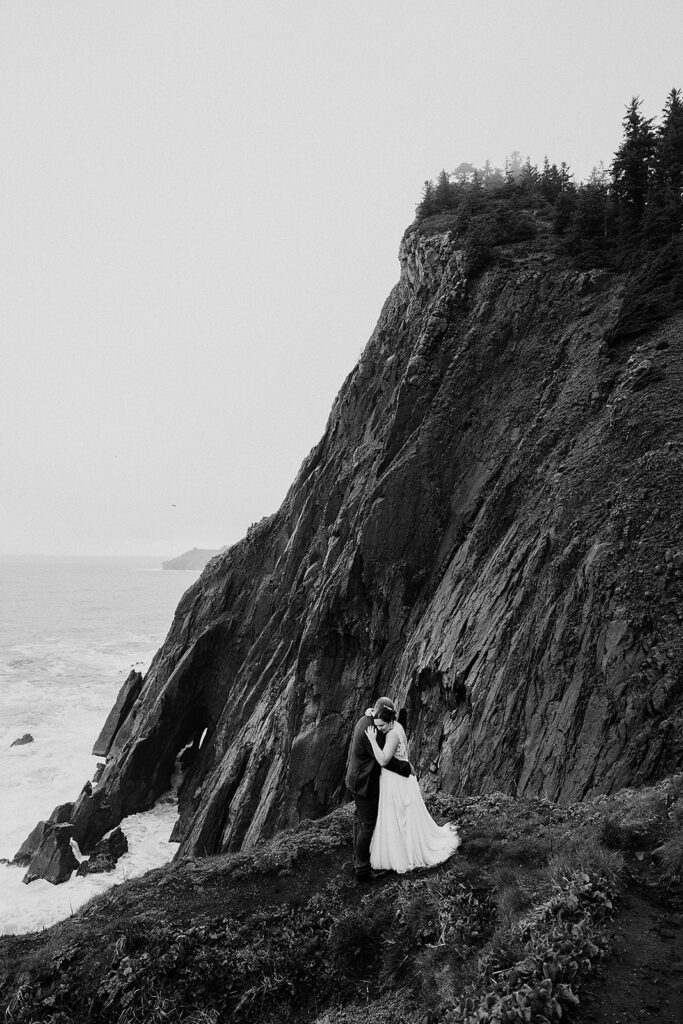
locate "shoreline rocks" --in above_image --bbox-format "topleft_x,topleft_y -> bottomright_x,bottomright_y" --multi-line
10,733 -> 34,747
14,816 -> 129,884
22,823 -> 79,885
13,821 -> 51,866
75,825 -> 128,877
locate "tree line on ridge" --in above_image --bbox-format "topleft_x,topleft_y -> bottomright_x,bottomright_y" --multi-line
415,90 -> 683,281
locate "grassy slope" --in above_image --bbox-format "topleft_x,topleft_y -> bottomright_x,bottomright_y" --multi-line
2,778 -> 681,1024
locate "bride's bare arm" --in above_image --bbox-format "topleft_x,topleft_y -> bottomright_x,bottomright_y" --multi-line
365,726 -> 399,766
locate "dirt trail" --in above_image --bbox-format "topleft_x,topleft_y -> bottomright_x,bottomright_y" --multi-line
578,885 -> 683,1024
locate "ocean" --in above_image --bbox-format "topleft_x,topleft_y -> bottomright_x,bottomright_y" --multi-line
0,556 -> 198,935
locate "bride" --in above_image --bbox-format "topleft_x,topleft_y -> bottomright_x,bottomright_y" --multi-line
366,705 -> 461,874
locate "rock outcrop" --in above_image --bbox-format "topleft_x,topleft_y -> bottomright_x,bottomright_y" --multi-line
94,825 -> 128,861
49,802 -> 74,824
10,733 -> 34,747
92,670 -> 143,758
76,826 -> 128,876
22,823 -> 79,885
27,220 -> 683,859
13,821 -> 51,866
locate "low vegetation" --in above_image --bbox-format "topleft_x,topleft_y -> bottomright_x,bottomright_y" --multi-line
1,776 -> 681,1024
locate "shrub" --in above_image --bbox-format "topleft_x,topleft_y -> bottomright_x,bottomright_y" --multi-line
654,834 -> 683,877
328,904 -> 395,982
463,219 -> 497,277
599,793 -> 667,850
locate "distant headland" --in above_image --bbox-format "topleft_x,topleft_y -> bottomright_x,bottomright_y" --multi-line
161,547 -> 226,571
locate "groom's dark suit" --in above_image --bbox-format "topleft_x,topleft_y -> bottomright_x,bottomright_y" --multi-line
345,713 -> 412,879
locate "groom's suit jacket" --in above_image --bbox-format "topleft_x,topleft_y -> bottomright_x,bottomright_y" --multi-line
345,714 -> 412,799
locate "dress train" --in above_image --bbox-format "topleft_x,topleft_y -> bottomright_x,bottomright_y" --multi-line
370,763 -> 461,874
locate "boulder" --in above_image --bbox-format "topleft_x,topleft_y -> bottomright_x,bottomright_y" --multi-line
13,820 -> 50,865
92,826 -> 128,861
10,733 -> 34,747
76,852 -> 116,876
74,825 -> 127,876
91,669 -> 143,758
70,786 -> 118,853
93,762 -> 106,784
49,802 -> 74,824
22,823 -> 79,885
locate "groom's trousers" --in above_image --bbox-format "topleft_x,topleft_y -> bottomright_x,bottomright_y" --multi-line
352,791 -> 379,878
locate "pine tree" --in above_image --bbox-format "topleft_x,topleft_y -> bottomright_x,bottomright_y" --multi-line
507,151 -> 523,177
612,97 -> 657,243
648,88 -> 683,240
553,188 -> 576,235
540,158 -> 565,203
559,163 -> 573,189
520,157 -> 538,183
416,179 -> 437,220
470,168 -> 484,197
566,180 -> 613,266
433,169 -> 455,210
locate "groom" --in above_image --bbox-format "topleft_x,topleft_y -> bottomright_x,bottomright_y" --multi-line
345,697 -> 412,881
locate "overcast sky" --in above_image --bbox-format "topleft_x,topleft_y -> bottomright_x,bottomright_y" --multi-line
1,1 -> 681,557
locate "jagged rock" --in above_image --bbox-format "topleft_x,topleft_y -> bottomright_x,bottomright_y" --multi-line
76,852 -> 116,876
75,826 -> 127,876
13,821 -> 50,865
30,224 -> 683,858
10,733 -> 34,747
70,786 -> 119,854
49,802 -> 74,824
22,823 -> 79,885
93,763 -> 106,784
92,826 -> 128,861
91,669 -> 143,758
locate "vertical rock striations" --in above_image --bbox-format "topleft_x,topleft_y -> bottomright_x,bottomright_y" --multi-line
87,223 -> 683,855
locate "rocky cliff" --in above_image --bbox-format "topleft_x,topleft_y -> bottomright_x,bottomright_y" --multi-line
83,219 -> 683,856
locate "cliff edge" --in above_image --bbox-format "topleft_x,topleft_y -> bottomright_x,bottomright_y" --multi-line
78,220 -> 683,856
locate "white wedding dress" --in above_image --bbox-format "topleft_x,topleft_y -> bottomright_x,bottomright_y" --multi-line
370,722 -> 461,874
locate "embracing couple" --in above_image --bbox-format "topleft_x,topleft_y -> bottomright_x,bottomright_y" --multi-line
345,696 -> 461,882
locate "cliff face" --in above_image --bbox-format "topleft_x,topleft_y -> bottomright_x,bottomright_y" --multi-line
94,223 -> 683,856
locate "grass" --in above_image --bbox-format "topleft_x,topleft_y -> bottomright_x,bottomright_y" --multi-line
1,778 -> 682,1024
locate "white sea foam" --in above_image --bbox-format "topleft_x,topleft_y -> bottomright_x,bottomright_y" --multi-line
0,796 -> 179,935
0,557 -> 197,936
